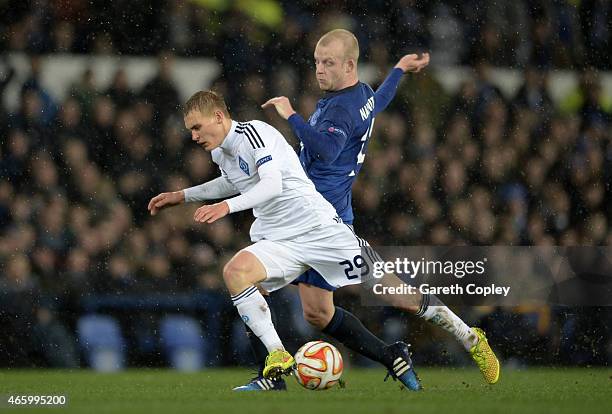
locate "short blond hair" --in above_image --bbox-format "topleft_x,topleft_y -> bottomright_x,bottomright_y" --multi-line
183,90 -> 230,117
317,29 -> 359,62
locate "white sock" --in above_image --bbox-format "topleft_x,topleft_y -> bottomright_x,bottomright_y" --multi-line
231,286 -> 284,352
418,294 -> 478,351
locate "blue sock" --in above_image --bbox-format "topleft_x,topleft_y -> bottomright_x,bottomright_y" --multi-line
322,306 -> 391,367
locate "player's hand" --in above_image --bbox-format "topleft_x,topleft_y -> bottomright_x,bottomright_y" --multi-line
193,201 -> 230,224
261,96 -> 296,120
148,191 -> 185,216
394,52 -> 430,74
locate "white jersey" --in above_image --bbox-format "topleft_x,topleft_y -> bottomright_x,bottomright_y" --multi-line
211,120 -> 338,241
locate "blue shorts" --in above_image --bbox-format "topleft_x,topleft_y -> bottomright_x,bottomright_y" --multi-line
291,268 -> 337,291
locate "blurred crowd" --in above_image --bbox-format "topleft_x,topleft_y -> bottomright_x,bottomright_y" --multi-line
0,0 -> 611,369
1,0 -> 611,69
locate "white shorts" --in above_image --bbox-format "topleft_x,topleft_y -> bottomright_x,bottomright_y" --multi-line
243,222 -> 375,292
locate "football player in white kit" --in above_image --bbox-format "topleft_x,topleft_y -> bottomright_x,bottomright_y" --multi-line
147,90 -> 420,388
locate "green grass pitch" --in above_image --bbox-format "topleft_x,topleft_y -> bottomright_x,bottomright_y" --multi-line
1,368 -> 610,414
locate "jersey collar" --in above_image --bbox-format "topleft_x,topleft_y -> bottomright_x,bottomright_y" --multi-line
324,81 -> 360,98
219,120 -> 240,154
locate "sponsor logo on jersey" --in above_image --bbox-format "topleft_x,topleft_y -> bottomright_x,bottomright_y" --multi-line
256,155 -> 273,167
328,126 -> 348,139
238,156 -> 250,175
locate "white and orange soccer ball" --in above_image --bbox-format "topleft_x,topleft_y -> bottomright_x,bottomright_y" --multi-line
293,341 -> 343,390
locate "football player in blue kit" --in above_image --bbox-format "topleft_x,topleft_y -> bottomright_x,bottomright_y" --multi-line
234,29 -> 499,391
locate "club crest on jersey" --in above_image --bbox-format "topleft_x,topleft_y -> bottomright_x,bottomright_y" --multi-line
309,108 -> 321,126
238,156 -> 250,175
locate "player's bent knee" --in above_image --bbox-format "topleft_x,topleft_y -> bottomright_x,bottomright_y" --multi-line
222,261 -> 252,288
222,252 -> 266,291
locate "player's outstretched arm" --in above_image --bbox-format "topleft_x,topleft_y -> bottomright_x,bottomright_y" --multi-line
183,176 -> 239,202
193,156 -> 282,225
373,52 -> 431,117
148,191 -> 185,216
263,97 -> 349,164
149,175 -> 239,217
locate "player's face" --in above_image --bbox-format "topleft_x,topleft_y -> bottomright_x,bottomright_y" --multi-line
314,40 -> 349,91
184,110 -> 225,151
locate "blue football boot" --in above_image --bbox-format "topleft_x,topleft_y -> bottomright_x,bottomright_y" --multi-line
232,376 -> 287,392
383,341 -> 422,391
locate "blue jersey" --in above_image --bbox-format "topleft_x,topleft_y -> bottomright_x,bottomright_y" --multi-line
287,68 -> 404,224
299,82 -> 376,223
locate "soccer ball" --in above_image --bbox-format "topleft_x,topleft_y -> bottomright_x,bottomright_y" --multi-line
293,341 -> 343,390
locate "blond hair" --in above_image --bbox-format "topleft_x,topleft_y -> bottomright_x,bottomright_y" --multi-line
317,29 -> 359,62
183,90 -> 230,117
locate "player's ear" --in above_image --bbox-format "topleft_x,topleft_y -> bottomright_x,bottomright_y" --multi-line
345,58 -> 355,73
215,110 -> 224,123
